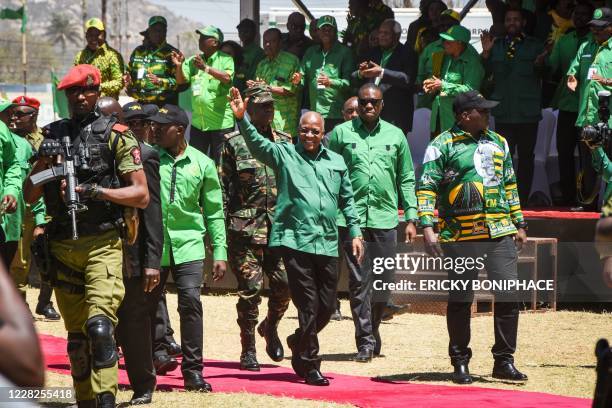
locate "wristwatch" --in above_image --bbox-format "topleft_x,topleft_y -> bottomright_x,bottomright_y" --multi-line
406,219 -> 419,226
515,221 -> 528,231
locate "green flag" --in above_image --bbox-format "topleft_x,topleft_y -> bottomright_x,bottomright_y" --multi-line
0,6 -> 27,33
51,71 -> 69,119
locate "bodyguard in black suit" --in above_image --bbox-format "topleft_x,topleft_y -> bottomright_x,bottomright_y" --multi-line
353,19 -> 417,135
102,101 -> 164,405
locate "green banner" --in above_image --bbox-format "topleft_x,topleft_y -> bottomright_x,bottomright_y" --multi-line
51,71 -> 69,119
0,7 -> 27,33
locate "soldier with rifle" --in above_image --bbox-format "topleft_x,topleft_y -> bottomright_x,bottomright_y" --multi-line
23,64 -> 149,408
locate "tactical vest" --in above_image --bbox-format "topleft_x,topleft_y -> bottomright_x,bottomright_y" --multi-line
43,114 -> 123,238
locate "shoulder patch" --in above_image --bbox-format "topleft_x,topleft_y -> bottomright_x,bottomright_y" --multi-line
225,130 -> 241,141
112,123 -> 129,133
130,147 -> 142,165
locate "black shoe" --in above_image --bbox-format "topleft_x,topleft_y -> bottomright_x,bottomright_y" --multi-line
76,400 -> 96,408
287,334 -> 305,378
257,319 -> 284,362
153,355 -> 178,375
240,351 -> 261,371
492,361 -> 528,382
183,372 -> 212,392
304,368 -> 330,386
35,302 -> 61,320
129,391 -> 153,405
354,348 -> 373,363
96,392 -> 115,408
382,303 -> 410,321
452,363 -> 473,384
330,308 -> 343,321
167,342 -> 182,358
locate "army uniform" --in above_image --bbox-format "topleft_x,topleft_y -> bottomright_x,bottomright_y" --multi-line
38,111 -> 142,404
220,102 -> 291,362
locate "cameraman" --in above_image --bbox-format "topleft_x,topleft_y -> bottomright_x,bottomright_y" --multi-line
568,8 -> 612,285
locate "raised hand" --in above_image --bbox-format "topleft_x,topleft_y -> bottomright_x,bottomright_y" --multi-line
228,87 -> 247,120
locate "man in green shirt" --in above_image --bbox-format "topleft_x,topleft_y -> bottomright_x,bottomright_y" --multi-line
417,91 -> 528,385
149,104 -> 227,392
126,16 -> 181,106
174,25 -> 234,166
423,25 -> 484,136
250,28 -> 301,137
0,101 -> 22,264
300,16 -> 355,132
568,7 -> 612,209
480,9 -> 545,205
546,2 -> 594,206
5,96 -> 59,321
74,18 -> 125,100
220,85 -> 291,372
229,87 -> 364,386
327,83 -> 417,362
237,18 -> 266,93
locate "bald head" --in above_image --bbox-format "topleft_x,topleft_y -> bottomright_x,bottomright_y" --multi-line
96,97 -> 124,124
298,111 -> 325,153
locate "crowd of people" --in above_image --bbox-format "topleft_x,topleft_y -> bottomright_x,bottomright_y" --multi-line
1,0 -> 612,406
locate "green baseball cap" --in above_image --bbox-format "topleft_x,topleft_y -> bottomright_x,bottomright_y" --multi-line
317,15 -> 337,29
439,25 -> 471,44
148,16 -> 167,27
196,25 -> 224,42
0,100 -> 13,113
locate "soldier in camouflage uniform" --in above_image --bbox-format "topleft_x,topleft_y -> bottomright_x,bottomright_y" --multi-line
220,85 -> 290,371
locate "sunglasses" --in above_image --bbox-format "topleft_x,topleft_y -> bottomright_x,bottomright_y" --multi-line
128,119 -> 147,127
298,127 -> 322,136
65,86 -> 99,96
358,98 -> 382,107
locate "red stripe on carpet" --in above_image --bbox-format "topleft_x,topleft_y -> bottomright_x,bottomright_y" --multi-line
40,334 -> 591,407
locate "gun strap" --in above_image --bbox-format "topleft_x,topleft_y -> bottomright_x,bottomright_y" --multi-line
48,255 -> 86,295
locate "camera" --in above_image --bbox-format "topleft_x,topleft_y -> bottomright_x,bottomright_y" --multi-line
582,90 -> 612,146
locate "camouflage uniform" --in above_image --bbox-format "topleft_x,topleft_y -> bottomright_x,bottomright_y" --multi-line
220,124 -> 291,355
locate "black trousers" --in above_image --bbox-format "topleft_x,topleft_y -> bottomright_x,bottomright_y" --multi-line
153,292 -> 177,357
280,246 -> 338,371
496,122 -> 539,205
150,258 -> 204,375
556,110 -> 580,205
443,236 -> 520,365
0,241 -> 18,270
188,126 -> 233,166
339,227 -> 396,354
116,277 -> 156,394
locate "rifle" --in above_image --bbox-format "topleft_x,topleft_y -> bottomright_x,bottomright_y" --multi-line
30,136 -> 88,240
459,0 -> 480,20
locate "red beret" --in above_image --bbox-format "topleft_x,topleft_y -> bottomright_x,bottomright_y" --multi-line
12,95 -> 40,110
57,64 -> 101,90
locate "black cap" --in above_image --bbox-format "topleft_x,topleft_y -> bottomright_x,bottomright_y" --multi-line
589,7 -> 612,27
148,104 -> 190,127
123,102 -> 159,120
452,90 -> 499,114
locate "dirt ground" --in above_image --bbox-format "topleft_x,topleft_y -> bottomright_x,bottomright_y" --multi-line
32,290 -> 610,406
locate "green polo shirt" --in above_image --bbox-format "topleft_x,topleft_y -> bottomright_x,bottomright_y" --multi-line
182,50 -> 235,131
236,43 -> 265,92
255,50 -> 301,137
431,46 -> 484,132
237,117 -> 362,257
548,31 -> 593,112
157,145 -> 227,266
0,122 -> 21,202
301,41 -> 355,120
568,38 -> 612,127
327,117 -> 418,229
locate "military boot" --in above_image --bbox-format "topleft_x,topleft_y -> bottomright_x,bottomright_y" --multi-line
238,316 -> 260,371
257,317 -> 284,362
96,392 -> 115,408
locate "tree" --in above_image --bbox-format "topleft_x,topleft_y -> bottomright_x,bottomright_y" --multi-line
45,13 -> 81,54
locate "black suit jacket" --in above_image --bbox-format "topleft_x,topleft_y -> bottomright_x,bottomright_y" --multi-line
123,142 -> 163,278
355,44 -> 418,134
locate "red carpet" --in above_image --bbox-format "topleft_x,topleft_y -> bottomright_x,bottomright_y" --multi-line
40,334 -> 591,407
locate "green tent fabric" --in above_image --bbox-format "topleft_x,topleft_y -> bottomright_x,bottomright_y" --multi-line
51,71 -> 69,119
0,7 -> 27,33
